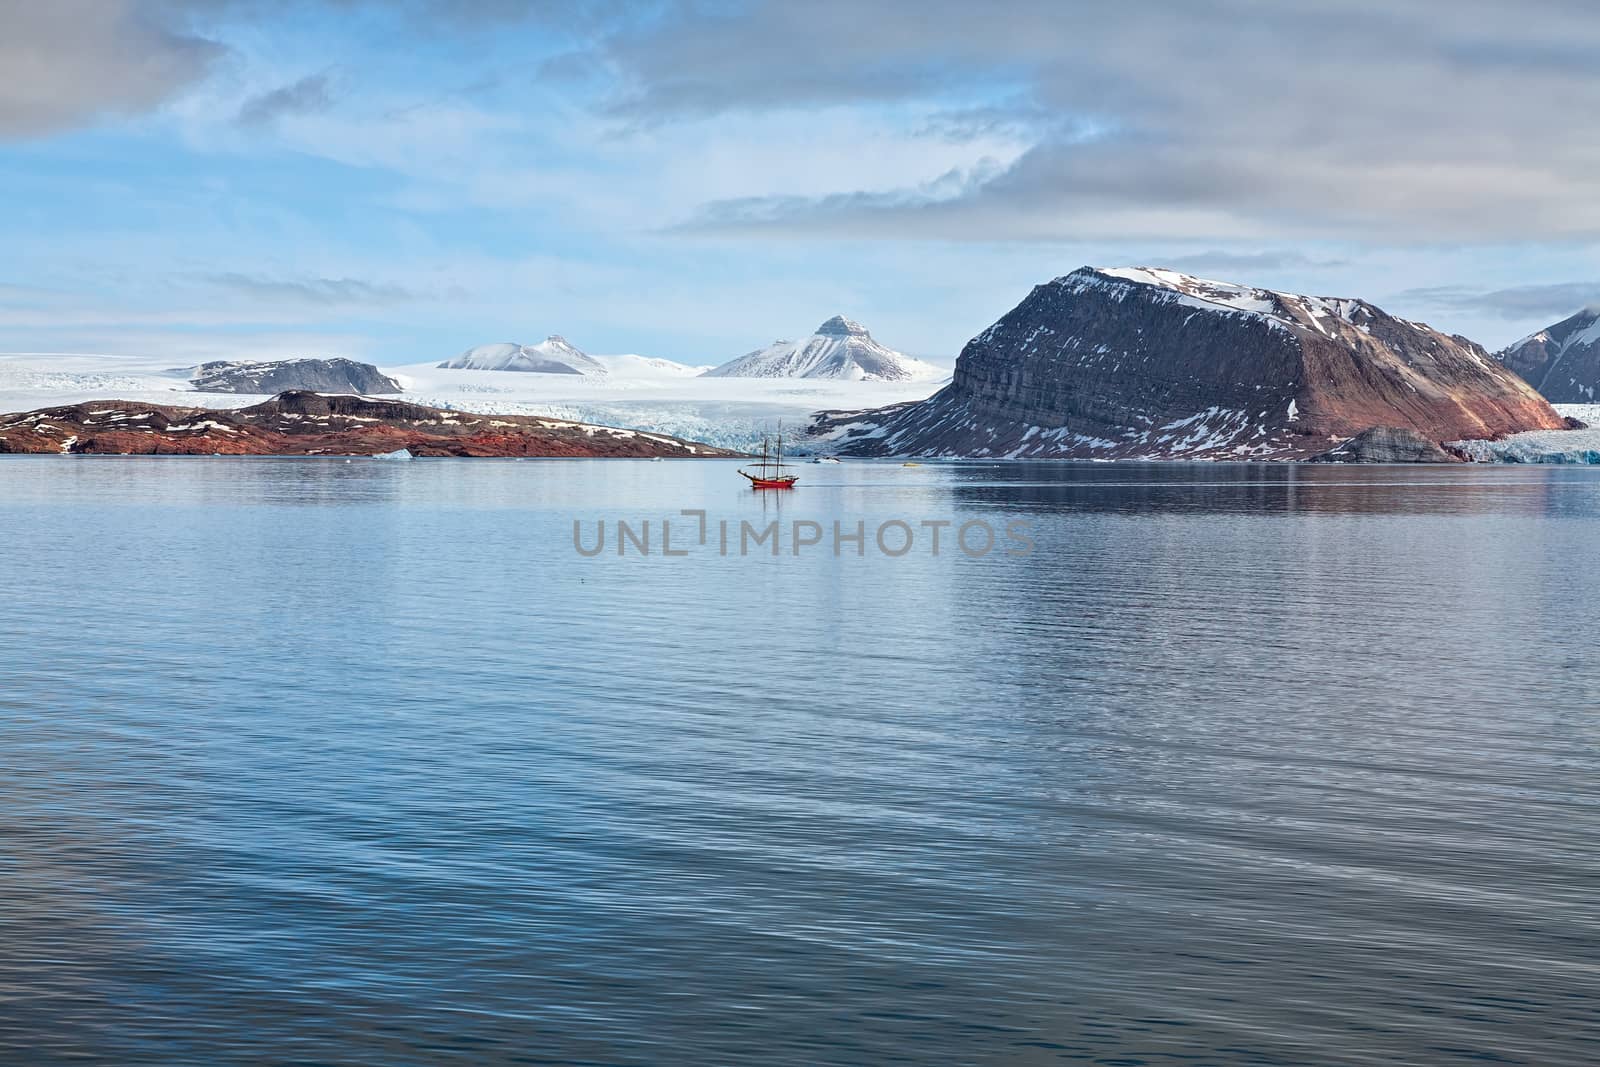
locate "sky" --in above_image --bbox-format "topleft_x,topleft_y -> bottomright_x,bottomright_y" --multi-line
4,0 -> 1600,366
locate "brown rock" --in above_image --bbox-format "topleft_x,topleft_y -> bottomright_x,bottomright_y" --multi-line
0,393 -> 737,458
1307,427 -> 1462,463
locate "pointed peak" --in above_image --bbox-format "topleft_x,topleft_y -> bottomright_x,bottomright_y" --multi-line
816,315 -> 868,337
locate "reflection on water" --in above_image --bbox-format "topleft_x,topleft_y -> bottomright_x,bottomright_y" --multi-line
1,457 -> 1597,1065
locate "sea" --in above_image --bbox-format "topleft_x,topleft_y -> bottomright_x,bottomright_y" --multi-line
1,456 -> 1596,1065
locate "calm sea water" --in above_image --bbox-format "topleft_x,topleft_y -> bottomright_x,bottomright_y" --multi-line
1,457 -> 1597,1066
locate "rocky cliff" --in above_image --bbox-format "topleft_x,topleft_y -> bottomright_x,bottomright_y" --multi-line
1308,427 -> 1461,463
1495,309 -> 1600,402
192,358 -> 402,394
812,267 -> 1566,460
0,391 -> 735,457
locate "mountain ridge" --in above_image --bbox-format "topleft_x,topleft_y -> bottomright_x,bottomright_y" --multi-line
1495,308 -> 1600,402
810,266 -> 1565,459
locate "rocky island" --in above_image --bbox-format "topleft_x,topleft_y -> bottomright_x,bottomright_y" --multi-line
0,391 -> 737,458
810,267 -> 1566,460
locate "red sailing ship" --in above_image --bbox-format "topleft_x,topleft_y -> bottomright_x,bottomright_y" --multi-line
738,430 -> 798,489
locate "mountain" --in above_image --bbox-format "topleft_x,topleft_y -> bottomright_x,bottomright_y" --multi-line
0,391 -> 736,457
703,316 -> 941,382
438,337 -> 606,375
1495,309 -> 1600,402
810,267 -> 1566,460
192,358 -> 401,395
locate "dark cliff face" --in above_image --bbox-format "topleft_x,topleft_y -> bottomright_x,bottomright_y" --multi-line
0,392 -> 736,457
192,358 -> 402,395
1496,310 -> 1600,403
813,267 -> 1566,459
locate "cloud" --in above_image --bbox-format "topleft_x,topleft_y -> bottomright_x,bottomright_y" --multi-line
677,159 -> 1010,237
1398,282 -> 1600,321
586,0 -> 1600,243
1160,251 -> 1348,274
0,0 -> 222,138
236,74 -> 335,128
203,273 -> 422,307
913,103 -> 1054,144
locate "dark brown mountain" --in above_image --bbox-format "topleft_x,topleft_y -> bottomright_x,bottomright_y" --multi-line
0,391 -> 736,458
811,267 -> 1566,460
192,358 -> 402,394
1495,309 -> 1600,403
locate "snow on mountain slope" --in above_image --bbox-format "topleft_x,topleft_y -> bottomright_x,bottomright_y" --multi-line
1086,267 -> 1400,338
589,353 -> 712,378
1496,309 -> 1600,402
438,337 -> 607,375
703,316 -> 943,382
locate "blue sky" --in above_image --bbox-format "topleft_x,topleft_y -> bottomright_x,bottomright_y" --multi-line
4,0 -> 1600,365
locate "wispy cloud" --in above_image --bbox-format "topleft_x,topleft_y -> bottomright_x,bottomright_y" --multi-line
203,273 -> 424,307
236,74 -> 336,128
1160,251 -> 1348,275
1398,282 -> 1600,321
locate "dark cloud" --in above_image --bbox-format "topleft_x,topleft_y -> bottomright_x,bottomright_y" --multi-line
236,73 -> 335,127
204,273 -> 419,306
594,0 -> 1600,242
1399,282 -> 1600,321
0,0 -> 222,138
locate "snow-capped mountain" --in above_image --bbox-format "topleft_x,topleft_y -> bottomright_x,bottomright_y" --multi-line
438,337 -> 606,375
1496,308 -> 1600,402
703,316 -> 941,382
810,266 -> 1564,460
